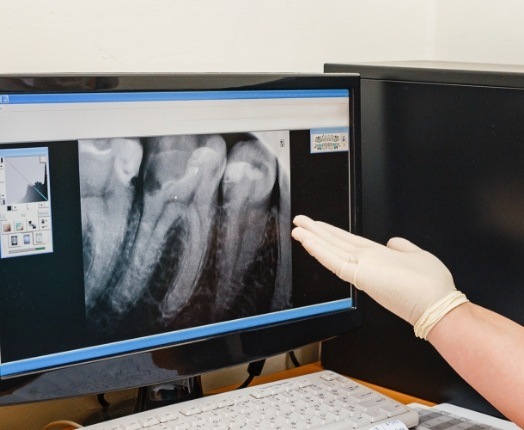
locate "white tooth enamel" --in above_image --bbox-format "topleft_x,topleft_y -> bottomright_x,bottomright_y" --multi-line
184,165 -> 200,178
78,138 -> 113,155
114,140 -> 144,185
223,161 -> 250,183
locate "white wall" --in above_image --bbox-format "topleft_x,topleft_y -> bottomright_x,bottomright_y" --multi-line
4,1 -> 524,73
1,0 -> 431,74
433,0 -> 524,65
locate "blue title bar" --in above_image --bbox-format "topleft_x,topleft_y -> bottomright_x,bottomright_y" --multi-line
0,89 -> 349,105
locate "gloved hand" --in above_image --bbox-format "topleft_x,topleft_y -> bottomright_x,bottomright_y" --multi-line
291,215 -> 468,338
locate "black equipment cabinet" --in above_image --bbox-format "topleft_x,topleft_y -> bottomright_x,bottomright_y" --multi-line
322,61 -> 524,419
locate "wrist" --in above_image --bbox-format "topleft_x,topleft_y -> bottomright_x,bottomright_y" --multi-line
413,291 -> 469,340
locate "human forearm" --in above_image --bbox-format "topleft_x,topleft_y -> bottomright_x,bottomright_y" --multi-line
291,215 -> 524,424
428,302 -> 524,427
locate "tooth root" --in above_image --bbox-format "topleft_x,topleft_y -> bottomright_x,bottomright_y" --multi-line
79,138 -> 143,309
271,165 -> 292,311
213,139 -> 280,318
109,135 -> 226,317
160,140 -> 227,318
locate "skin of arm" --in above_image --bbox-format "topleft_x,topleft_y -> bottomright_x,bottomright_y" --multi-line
427,302 -> 524,427
291,215 -> 524,426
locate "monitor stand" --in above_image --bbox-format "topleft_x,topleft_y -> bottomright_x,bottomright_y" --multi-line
82,376 -> 203,425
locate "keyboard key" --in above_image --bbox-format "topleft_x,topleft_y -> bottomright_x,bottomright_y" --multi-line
121,420 -> 141,430
157,410 -> 179,423
320,371 -> 338,381
364,408 -> 389,422
139,416 -> 160,427
251,387 -> 273,398
179,404 -> 201,416
358,396 -> 390,411
200,401 -> 218,411
171,424 -> 191,430
318,411 -> 339,425
217,398 -> 235,408
301,414 -> 325,427
351,389 -> 378,402
345,412 -> 374,428
380,402 -> 410,417
148,425 -> 171,430
297,378 -> 313,388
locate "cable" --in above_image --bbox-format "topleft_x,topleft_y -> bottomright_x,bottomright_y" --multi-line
41,420 -> 83,430
96,393 -> 110,408
237,359 -> 266,389
288,350 -> 301,368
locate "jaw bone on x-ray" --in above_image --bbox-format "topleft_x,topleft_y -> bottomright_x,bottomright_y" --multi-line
79,132 -> 291,339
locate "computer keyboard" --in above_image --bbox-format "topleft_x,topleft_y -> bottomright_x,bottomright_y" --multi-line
83,370 -> 419,429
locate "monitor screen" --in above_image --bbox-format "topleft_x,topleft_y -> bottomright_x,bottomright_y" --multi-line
0,74 -> 361,405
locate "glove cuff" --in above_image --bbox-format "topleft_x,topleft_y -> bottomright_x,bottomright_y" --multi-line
414,291 -> 469,340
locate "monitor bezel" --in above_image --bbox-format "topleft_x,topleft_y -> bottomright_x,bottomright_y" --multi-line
0,73 -> 361,405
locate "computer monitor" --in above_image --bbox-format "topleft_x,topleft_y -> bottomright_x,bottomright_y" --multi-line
323,61 -> 524,418
0,74 -> 361,412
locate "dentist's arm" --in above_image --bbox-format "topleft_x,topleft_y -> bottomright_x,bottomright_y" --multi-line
292,215 -> 524,426
428,302 -> 524,427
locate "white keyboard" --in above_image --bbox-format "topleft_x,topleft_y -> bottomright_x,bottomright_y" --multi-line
83,370 -> 419,429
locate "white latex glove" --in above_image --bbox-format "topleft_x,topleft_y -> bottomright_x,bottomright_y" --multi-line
292,215 -> 468,338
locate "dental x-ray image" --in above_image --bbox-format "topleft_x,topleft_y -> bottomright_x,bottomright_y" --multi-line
79,132 -> 291,341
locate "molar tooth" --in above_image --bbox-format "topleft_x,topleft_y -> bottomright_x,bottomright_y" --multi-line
160,138 -> 227,318
109,134 -> 226,319
79,138 -> 143,309
213,138 -> 279,319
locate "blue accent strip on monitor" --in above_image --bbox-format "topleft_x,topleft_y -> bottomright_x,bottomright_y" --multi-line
0,147 -> 49,158
0,299 -> 352,377
0,90 -> 349,105
310,127 -> 350,134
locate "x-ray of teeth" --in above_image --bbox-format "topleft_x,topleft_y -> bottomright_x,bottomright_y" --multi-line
79,138 -> 143,307
212,139 -> 278,319
80,132 -> 291,340
110,134 -> 227,317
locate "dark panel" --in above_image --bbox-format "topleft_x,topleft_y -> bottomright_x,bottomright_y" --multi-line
323,63 -> 524,419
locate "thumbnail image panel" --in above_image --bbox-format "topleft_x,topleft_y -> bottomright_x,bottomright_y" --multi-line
80,132 -> 291,341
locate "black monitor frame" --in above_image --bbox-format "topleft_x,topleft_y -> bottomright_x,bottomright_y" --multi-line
0,73 -> 361,406
323,61 -> 524,418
